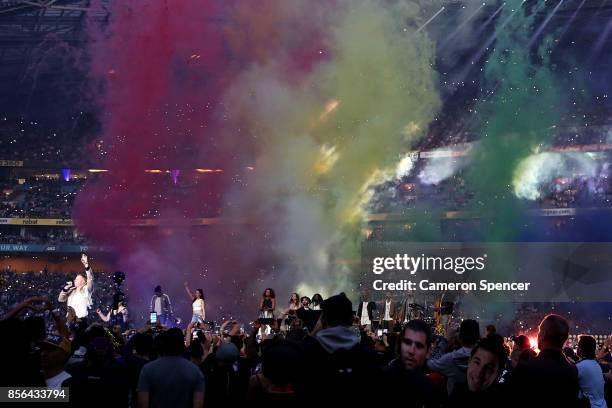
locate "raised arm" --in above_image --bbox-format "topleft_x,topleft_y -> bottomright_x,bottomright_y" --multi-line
2,296 -> 46,320
184,282 -> 194,299
96,308 -> 110,322
45,300 -> 70,338
81,254 -> 93,292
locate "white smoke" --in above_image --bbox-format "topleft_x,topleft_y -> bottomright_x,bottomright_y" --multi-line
513,151 -> 599,200
418,156 -> 466,185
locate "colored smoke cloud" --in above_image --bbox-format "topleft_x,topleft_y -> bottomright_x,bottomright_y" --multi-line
74,0 -> 441,320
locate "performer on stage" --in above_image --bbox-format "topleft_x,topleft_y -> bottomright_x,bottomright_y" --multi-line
58,254 -> 93,321
357,290 -> 376,331
310,293 -> 324,311
150,285 -> 174,327
399,291 -> 416,323
379,291 -> 399,331
259,288 -> 276,321
184,282 -> 206,325
282,293 -> 300,330
285,292 -> 300,314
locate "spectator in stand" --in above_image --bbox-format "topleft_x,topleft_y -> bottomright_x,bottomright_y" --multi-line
428,318 -> 480,395
509,314 -> 579,407
120,333 -> 153,408
66,334 -> 130,406
512,334 -> 531,352
40,334 -> 73,389
576,335 -> 608,408
137,328 -> 204,408
447,334 -> 508,407
380,319 -> 434,406
247,339 -> 303,402
201,341 -> 243,404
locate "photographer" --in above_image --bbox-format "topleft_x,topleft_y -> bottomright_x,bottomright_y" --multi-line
96,299 -> 129,332
58,254 -> 94,321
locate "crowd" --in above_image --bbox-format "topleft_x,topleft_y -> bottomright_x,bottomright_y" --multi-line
0,228 -> 87,245
1,267 -> 610,407
368,163 -> 612,215
0,117 -> 94,166
0,175 -> 222,222
534,172 -> 612,209
0,177 -> 81,219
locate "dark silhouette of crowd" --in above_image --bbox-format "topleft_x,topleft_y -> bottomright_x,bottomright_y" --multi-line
1,282 -> 610,407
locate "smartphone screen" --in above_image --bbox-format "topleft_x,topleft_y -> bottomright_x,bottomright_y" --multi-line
377,329 -> 383,337
150,312 -> 157,324
383,329 -> 388,334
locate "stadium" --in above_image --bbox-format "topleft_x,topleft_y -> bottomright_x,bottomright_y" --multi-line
0,0 -> 610,406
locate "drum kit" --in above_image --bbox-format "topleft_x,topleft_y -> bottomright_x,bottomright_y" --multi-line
405,296 -> 454,335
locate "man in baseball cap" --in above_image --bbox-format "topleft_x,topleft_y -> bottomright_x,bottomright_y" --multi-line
39,334 -> 72,389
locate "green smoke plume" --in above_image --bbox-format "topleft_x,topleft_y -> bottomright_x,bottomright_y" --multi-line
468,0 -> 564,241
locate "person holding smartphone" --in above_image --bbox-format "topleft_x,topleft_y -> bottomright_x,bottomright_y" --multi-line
150,285 -> 174,327
97,300 -> 129,332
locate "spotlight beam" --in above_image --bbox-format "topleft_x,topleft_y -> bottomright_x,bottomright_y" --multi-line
416,6 -> 446,33
527,0 -> 564,49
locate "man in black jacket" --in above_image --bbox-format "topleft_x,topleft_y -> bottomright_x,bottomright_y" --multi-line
356,290 -> 377,331
509,314 -> 579,407
299,293 -> 379,405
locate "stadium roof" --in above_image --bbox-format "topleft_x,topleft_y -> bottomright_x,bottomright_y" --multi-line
0,0 -> 107,115
0,0 -> 611,117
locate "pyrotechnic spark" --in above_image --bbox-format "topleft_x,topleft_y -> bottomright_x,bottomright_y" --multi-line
195,168 -> 223,173
313,144 -> 340,175
343,168 -> 394,224
529,336 -> 539,352
318,99 -> 340,122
